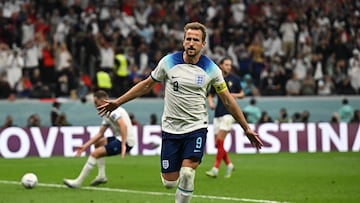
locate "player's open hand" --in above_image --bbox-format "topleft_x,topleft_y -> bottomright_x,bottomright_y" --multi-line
97,99 -> 118,117
75,146 -> 86,157
244,129 -> 263,150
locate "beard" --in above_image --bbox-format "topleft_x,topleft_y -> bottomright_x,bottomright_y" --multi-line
185,47 -> 197,57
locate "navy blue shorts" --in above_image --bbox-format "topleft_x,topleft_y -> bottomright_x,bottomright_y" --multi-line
105,137 -> 133,156
160,128 -> 207,173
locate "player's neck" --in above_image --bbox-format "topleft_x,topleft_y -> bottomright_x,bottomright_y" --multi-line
183,52 -> 200,64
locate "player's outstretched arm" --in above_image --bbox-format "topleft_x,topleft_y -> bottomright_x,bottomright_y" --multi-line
217,90 -> 263,149
75,126 -> 107,156
97,76 -> 157,117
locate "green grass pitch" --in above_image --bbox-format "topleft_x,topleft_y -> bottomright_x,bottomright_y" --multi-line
0,152 -> 359,203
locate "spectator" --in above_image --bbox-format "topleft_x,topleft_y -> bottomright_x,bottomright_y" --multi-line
350,109 -> 360,123
54,17 -> 70,44
54,58 -> 77,98
286,73 -> 301,96
29,68 -> 52,98
338,98 -> 354,123
292,112 -> 302,122
0,42 -> 9,72
21,18 -> 35,46
348,49 -> 360,93
14,74 -> 32,98
149,113 -> 158,125
293,52 -> 310,81
96,36 -> 115,75
258,111 -> 273,124
330,112 -> 340,123
243,98 -> 262,123
297,23 -> 311,58
263,29 -> 283,58
247,36 -> 265,84
134,42 -> 150,76
301,71 -> 316,95
230,0 -> 246,25
40,41 -> 56,88
336,75 -> 356,95
317,74 -> 335,95
134,3 -> 152,26
113,48 -> 131,96
54,41 -> 72,73
129,113 -> 140,126
260,66 -> 286,95
55,113 -> 71,126
315,38 -> 332,74
77,72 -> 92,100
22,40 -> 40,82
0,71 -> 12,99
276,108 -> 291,123
301,111 -> 310,123
6,48 -> 24,92
50,101 -> 62,126
27,114 -> 41,127
1,115 -> 15,128
241,74 -> 260,96
94,69 -> 112,97
279,15 -> 298,60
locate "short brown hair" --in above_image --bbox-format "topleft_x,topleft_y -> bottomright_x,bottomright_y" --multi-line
184,22 -> 207,42
93,90 -> 108,99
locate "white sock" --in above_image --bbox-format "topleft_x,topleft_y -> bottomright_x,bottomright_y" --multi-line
175,167 -> 195,203
97,157 -> 106,178
75,156 -> 96,184
175,188 -> 192,203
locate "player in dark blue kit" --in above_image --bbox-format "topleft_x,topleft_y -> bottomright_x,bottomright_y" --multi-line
206,57 -> 244,178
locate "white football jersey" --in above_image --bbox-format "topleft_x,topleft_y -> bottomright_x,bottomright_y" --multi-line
151,52 -> 226,134
101,106 -> 135,147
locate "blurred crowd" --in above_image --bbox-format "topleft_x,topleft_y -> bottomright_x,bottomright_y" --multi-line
1,97 -> 358,129
242,97 -> 360,125
0,0 -> 360,101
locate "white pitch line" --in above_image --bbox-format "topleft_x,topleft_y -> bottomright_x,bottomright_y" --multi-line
0,180 -> 292,203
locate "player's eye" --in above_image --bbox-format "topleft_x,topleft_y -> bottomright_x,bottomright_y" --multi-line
186,37 -> 200,42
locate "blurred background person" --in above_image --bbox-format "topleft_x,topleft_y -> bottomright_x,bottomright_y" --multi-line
50,101 -> 61,126
243,98 -> 262,124
258,111 -> 273,124
350,109 -> 360,123
206,57 -> 244,179
338,98 -> 354,123
1,115 -> 15,128
276,108 -> 291,123
27,114 -> 41,127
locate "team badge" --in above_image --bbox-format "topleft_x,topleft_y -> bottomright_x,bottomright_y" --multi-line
195,75 -> 205,86
162,160 -> 169,169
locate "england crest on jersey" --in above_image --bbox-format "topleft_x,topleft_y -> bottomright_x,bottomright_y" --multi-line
162,160 -> 169,169
195,75 -> 205,86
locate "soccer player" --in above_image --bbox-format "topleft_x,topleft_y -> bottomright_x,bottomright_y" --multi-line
97,22 -> 263,203
63,90 -> 135,188
206,57 -> 244,178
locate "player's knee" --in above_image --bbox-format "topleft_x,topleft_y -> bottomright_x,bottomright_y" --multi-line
161,174 -> 178,189
179,167 -> 195,191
